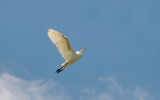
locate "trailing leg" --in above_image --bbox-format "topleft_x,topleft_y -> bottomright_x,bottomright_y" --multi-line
56,67 -> 64,74
56,63 -> 68,74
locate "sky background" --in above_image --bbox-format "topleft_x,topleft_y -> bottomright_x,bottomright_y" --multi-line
0,0 -> 160,100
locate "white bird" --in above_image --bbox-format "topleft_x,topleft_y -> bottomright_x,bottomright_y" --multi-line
48,29 -> 87,74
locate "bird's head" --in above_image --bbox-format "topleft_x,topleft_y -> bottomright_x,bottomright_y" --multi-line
80,47 -> 87,53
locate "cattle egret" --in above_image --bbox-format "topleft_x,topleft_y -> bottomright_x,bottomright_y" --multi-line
48,29 -> 87,74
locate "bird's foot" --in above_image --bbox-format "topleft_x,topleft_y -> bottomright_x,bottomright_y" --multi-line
56,67 -> 64,74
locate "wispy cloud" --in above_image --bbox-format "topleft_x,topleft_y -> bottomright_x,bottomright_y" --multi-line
0,73 -> 70,100
0,73 -> 153,100
80,76 -> 153,100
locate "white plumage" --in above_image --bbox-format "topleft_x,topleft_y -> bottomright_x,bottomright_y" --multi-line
48,29 -> 86,74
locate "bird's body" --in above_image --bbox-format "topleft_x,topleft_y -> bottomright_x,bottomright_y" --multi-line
62,51 -> 83,67
48,29 -> 86,74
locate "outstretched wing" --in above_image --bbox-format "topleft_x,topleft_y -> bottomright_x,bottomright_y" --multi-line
48,29 -> 75,60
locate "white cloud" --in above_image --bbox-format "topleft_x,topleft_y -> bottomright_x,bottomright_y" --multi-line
0,73 -> 153,100
83,76 -> 153,100
0,73 -> 70,100
81,88 -> 96,95
134,87 -> 152,100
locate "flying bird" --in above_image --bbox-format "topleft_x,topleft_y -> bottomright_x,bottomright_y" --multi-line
48,29 -> 87,74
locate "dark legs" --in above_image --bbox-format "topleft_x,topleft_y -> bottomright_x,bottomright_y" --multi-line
56,63 -> 68,74
56,67 -> 64,74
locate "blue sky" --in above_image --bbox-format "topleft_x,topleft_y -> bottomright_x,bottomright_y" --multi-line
0,0 -> 160,100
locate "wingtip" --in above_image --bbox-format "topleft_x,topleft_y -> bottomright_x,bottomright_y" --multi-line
48,29 -> 58,34
48,29 -> 54,32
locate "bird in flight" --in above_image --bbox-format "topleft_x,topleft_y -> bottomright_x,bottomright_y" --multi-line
48,29 -> 87,74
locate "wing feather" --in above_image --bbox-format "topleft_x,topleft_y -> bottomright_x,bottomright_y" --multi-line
48,29 -> 75,60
